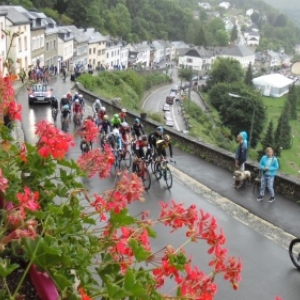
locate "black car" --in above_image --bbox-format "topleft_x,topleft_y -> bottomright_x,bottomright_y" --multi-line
28,84 -> 53,104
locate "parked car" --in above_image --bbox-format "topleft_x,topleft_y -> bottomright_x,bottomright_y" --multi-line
192,76 -> 198,81
165,119 -> 174,127
166,96 -> 174,105
163,104 -> 170,111
202,75 -> 210,80
28,84 -> 53,105
164,111 -> 172,119
181,82 -> 191,90
170,85 -> 179,93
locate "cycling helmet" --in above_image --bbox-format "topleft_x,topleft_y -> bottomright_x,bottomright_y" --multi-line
157,126 -> 164,133
113,114 -> 119,119
79,94 -> 83,98
135,118 -> 140,124
63,105 -> 69,110
95,99 -> 101,105
75,92 -> 78,95
103,115 -> 109,121
164,134 -> 170,142
113,128 -> 119,137
141,134 -> 148,142
100,106 -> 106,112
121,122 -> 129,128
121,108 -> 127,113
75,99 -> 79,103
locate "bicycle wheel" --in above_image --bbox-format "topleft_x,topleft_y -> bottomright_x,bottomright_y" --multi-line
140,165 -> 151,191
154,162 -> 162,180
114,153 -> 121,173
122,150 -> 132,168
164,166 -> 173,189
289,238 -> 300,270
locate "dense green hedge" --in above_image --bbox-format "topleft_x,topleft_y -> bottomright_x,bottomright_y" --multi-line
77,70 -> 171,111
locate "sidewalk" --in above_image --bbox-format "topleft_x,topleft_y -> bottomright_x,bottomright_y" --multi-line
172,146 -> 300,238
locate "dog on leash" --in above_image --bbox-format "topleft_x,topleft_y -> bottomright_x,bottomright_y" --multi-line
233,170 -> 251,188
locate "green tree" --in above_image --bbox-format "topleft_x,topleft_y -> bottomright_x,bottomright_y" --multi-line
179,68 -> 193,81
257,120 -> 275,160
244,63 -> 254,87
251,12 -> 260,24
215,29 -> 229,46
230,24 -> 238,42
273,13 -> 288,27
275,100 -> 292,151
209,58 -> 244,87
287,83 -> 297,120
194,26 -> 207,47
209,82 -> 266,147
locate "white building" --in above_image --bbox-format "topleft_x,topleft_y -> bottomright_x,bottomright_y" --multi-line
0,6 -> 31,75
105,37 -> 122,70
57,27 -> 74,71
253,74 -> 293,97
128,42 -> 151,68
178,47 -> 214,75
170,41 -> 190,61
246,32 -> 260,46
219,2 -> 231,9
151,40 -> 165,64
120,45 -> 129,69
220,45 -> 255,68
198,2 -> 211,10
0,12 -> 7,73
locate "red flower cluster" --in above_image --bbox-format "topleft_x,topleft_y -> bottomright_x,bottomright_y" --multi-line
79,119 -> 99,143
16,187 -> 40,218
154,201 -> 242,298
35,120 -> 74,159
78,287 -> 92,300
77,145 -> 114,178
0,168 -> 9,194
0,74 -> 22,121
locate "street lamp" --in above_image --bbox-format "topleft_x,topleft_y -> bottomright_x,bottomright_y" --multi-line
228,93 -> 256,149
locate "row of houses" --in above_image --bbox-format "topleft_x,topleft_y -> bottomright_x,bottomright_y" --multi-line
0,5 -> 191,76
178,44 -> 256,75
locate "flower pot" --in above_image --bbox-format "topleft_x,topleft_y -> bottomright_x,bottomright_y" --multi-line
29,265 -> 59,300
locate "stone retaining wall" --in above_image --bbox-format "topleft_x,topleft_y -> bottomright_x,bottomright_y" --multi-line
76,82 -> 300,203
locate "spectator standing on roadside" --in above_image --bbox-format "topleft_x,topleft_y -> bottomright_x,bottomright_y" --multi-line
239,131 -> 248,149
235,133 -> 247,171
257,147 -> 279,203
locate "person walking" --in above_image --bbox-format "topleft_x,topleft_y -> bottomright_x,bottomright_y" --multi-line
257,147 -> 279,203
235,133 -> 247,171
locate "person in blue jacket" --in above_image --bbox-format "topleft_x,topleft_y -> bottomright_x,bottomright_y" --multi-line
257,147 -> 279,203
239,131 -> 248,149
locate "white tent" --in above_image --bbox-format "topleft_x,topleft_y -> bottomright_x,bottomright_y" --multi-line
252,74 -> 294,97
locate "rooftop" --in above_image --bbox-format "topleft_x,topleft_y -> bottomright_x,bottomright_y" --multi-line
63,25 -> 89,44
0,6 -> 30,25
221,45 -> 255,57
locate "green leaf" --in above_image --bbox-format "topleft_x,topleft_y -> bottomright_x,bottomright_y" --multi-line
124,269 -> 135,291
109,209 -> 135,227
131,283 -> 148,298
0,258 -> 19,278
107,282 -> 128,299
145,225 -> 157,238
51,271 -> 73,290
128,240 -> 151,262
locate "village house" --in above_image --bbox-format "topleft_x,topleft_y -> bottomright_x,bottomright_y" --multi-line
43,17 -> 58,69
57,26 -> 74,71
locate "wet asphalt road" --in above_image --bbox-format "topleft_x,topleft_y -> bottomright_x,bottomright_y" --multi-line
142,68 -> 207,132
16,77 -> 300,300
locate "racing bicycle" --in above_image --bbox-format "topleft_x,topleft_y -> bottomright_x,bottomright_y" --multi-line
153,156 -> 175,189
289,238 -> 300,270
133,157 -> 151,191
52,108 -> 58,124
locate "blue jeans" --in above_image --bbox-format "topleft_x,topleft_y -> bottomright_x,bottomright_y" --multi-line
260,175 -> 275,197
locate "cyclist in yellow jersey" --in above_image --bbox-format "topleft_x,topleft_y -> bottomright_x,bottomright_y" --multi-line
155,134 -> 173,159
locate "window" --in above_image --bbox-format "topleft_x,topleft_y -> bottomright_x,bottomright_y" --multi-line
37,36 -> 40,49
98,50 -> 101,56
25,56 -> 27,68
187,58 -> 193,63
93,59 -> 95,65
117,50 -> 119,55
53,40 -> 56,49
107,53 -> 109,58
32,37 -> 36,51
89,59 -> 91,64
93,47 -> 96,54
102,49 -> 105,55
18,37 -> 22,51
46,42 -> 49,51
40,36 -> 44,48
89,48 -> 91,55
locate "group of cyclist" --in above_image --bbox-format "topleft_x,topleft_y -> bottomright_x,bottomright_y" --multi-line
51,93 -> 173,169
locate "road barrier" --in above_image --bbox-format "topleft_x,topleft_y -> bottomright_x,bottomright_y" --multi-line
76,82 -> 300,203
